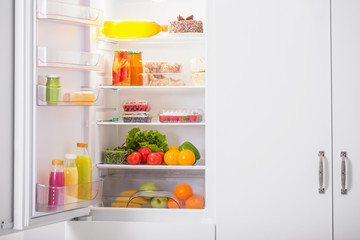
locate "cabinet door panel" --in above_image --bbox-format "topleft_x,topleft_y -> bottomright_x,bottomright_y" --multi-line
215,0 -> 332,239
332,1 -> 360,239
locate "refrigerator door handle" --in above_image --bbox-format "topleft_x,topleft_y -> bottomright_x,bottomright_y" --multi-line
341,152 -> 348,194
318,151 -> 325,193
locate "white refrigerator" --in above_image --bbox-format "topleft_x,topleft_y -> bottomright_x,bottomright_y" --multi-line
13,0 -> 216,239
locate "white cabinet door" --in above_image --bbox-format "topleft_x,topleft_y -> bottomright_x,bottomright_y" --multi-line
332,1 -> 360,239
215,0 -> 332,239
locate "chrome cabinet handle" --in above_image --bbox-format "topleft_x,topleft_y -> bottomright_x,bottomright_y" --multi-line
318,151 -> 325,193
341,152 -> 347,195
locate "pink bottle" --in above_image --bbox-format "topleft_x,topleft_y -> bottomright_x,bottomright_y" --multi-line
48,160 -> 65,206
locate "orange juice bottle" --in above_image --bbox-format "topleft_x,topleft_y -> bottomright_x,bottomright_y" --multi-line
64,154 -> 78,204
102,20 -> 168,39
76,143 -> 92,200
129,51 -> 143,86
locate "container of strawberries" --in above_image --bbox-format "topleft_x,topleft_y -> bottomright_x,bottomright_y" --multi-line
158,109 -> 203,123
123,100 -> 151,112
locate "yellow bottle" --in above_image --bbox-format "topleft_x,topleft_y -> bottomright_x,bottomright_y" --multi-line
76,143 -> 92,200
64,154 -> 78,204
102,20 -> 168,39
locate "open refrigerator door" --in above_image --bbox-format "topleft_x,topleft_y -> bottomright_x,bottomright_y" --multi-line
14,0 -> 215,231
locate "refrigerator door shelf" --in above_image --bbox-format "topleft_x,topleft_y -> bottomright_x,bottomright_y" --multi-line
37,46 -> 104,71
36,179 -> 103,214
37,0 -> 103,26
37,85 -> 103,106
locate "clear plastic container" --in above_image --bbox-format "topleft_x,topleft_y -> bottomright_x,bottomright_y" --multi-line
142,61 -> 182,73
141,73 -> 186,86
159,109 -> 203,123
104,148 -> 134,164
123,100 -> 151,112
122,112 -> 152,123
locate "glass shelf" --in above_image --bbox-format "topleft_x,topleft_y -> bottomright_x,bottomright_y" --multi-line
37,0 -> 103,26
98,85 -> 205,90
37,46 -> 104,71
96,159 -> 206,171
37,85 -> 103,106
36,179 -> 103,212
97,120 -> 205,126
96,35 -> 205,50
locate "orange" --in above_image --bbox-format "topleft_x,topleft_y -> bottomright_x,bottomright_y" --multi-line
168,146 -> 179,151
174,183 -> 193,200
185,195 -> 205,209
177,149 -> 196,165
168,196 -> 184,208
164,150 -> 180,165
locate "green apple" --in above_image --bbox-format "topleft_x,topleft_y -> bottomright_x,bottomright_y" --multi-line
139,182 -> 158,191
151,197 -> 168,208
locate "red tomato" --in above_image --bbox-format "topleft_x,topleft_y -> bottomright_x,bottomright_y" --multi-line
147,153 -> 162,165
138,147 -> 152,164
154,152 -> 165,164
127,152 -> 141,165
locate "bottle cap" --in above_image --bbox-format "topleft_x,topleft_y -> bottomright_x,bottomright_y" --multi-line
128,50 -> 143,54
52,160 -> 63,165
161,25 -> 168,32
77,142 -> 88,148
46,75 -> 60,79
65,154 -> 77,159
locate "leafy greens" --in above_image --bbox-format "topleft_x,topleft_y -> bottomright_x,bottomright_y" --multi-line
125,128 -> 169,153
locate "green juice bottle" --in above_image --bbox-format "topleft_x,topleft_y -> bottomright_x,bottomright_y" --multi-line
46,75 -> 61,105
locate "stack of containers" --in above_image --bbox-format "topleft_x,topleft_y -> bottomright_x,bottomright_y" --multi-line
122,100 -> 152,122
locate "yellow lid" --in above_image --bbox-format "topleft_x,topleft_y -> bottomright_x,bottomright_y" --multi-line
161,25 -> 168,32
52,160 -> 63,165
77,142 -> 88,148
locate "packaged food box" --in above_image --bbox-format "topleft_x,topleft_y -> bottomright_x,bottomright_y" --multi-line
141,73 -> 186,86
122,112 -> 152,123
142,61 -> 182,73
104,148 -> 134,164
158,109 -> 203,123
123,100 -> 151,112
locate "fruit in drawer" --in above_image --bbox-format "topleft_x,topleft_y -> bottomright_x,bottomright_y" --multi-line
115,196 -> 148,205
147,153 -> 162,165
139,182 -> 158,192
168,196 -> 184,208
174,183 -> 193,200
118,190 -> 138,197
111,202 -> 142,208
185,195 -> 204,209
179,141 -> 200,161
164,149 -> 180,165
177,149 -> 196,165
127,152 -> 142,165
150,197 -> 168,208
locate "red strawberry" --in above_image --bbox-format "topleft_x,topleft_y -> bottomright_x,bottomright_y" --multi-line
189,115 -> 197,122
159,115 -> 169,122
169,116 -> 178,122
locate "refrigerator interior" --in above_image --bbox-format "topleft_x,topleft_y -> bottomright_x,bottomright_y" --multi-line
32,0 -> 210,223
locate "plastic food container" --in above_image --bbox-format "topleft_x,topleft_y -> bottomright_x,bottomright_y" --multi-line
142,61 -> 182,73
122,112 -> 152,123
158,109 -> 203,123
141,73 -> 186,86
104,150 -> 127,164
123,100 -> 151,112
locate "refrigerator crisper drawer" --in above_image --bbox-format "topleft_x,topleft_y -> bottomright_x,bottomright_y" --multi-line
36,179 -> 103,213
101,170 -> 205,210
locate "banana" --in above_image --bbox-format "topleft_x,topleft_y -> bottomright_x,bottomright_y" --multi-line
118,190 -> 138,197
115,196 -> 148,205
111,202 -> 142,208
